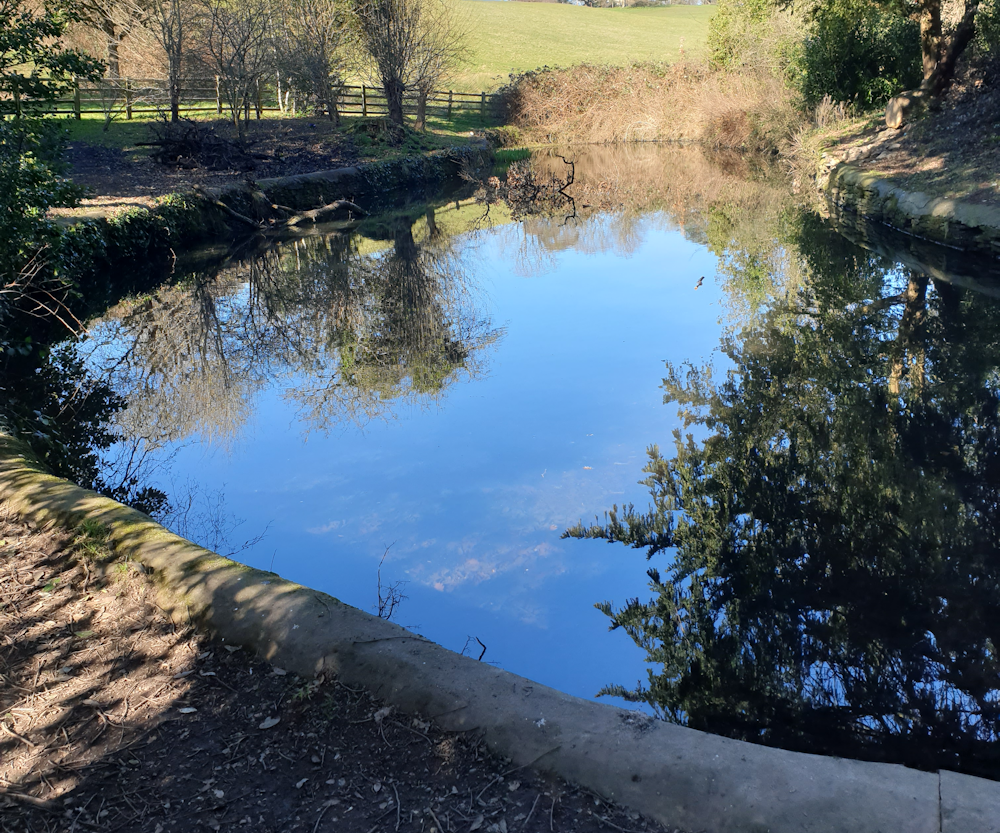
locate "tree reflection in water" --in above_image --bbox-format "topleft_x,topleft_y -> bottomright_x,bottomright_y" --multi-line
567,212 -> 1000,778
86,211 -> 502,448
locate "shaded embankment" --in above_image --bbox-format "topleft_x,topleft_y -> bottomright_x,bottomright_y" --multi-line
1,433 -> 998,833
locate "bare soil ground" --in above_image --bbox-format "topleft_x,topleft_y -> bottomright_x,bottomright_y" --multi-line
807,62 -> 1000,205
58,116 -> 462,218
61,119 -> 360,215
0,506 -> 675,833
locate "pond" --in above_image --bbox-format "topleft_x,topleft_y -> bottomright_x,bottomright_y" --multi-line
77,146 -> 1000,778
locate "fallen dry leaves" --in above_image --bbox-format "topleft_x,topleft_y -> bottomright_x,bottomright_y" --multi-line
0,505 -> 682,833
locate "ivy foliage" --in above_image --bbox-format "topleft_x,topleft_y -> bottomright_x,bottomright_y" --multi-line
0,0 -> 103,110
797,1 -> 922,107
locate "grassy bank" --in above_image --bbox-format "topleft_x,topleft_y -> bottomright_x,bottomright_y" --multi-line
455,1 -> 713,91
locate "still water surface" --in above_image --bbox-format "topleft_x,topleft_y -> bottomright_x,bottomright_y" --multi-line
81,149 -> 1000,775
84,206 -> 723,704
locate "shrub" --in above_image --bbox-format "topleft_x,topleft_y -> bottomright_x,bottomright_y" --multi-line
503,63 -> 801,152
796,2 -> 921,109
976,0 -> 1000,56
708,0 -> 781,70
974,0 -> 1000,81
483,125 -> 522,148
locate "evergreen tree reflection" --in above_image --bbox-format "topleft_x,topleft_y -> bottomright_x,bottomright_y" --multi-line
568,214 -> 1000,778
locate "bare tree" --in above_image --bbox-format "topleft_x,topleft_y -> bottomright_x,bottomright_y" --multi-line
200,0 -> 273,140
146,0 -> 190,121
74,0 -> 147,78
410,0 -> 464,130
275,0 -> 348,123
350,0 -> 464,128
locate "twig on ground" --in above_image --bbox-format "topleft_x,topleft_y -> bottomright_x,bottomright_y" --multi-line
522,794 -> 541,830
427,805 -> 446,833
1,723 -> 36,748
594,815 -> 642,833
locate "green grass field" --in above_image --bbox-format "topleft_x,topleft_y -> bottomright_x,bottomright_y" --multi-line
56,2 -> 714,151
451,1 -> 714,91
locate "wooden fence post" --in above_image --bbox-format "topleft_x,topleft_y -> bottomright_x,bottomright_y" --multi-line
362,85 -> 368,117
215,76 -> 222,114
73,77 -> 82,119
448,90 -> 453,119
480,91 -> 486,124
124,77 -> 133,119
255,78 -> 262,119
12,75 -> 21,118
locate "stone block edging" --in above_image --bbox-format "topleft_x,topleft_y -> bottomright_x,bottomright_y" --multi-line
1,432 -> 997,833
819,164 -> 1000,257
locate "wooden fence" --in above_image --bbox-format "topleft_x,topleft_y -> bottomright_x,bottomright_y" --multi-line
2,76 -> 494,123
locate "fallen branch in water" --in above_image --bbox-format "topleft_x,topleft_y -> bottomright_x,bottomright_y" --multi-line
282,199 -> 367,226
192,185 -> 260,227
193,185 -> 366,230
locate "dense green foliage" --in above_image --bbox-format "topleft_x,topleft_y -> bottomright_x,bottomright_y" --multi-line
798,2 -> 921,107
0,120 -> 81,294
0,0 -> 103,111
975,0 -> 1000,60
567,213 -> 1000,777
707,0 -> 785,70
707,0 -> 952,108
0,118 -> 171,515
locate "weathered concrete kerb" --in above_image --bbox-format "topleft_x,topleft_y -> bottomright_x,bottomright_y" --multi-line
1,434 -> 998,833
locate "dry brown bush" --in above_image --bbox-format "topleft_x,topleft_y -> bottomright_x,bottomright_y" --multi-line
503,62 -> 802,152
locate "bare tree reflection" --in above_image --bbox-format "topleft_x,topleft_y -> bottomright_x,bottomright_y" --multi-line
86,212 -> 503,446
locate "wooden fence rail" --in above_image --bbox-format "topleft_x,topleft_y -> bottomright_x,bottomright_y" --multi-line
1,76 -> 495,123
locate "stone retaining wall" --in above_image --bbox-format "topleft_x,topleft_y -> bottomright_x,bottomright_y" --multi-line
1,432 -> 998,833
817,164 -> 1000,257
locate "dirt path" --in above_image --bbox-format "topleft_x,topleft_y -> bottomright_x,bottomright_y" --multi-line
0,506 -> 675,833
57,116 -> 459,217
58,118 -> 361,216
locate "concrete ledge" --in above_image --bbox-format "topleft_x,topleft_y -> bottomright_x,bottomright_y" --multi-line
1,432 -> 998,832
214,146 -> 491,216
819,164 -> 1000,257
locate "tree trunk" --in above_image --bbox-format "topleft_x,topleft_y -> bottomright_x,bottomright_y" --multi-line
385,79 -> 405,126
920,0 -> 943,82
101,17 -> 121,79
415,89 -> 427,132
168,56 -> 182,123
887,0 -> 981,126
923,0 -> 981,96
323,81 -> 339,125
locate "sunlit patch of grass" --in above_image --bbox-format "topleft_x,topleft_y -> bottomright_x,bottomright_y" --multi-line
454,1 -> 714,92
74,518 -> 115,563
